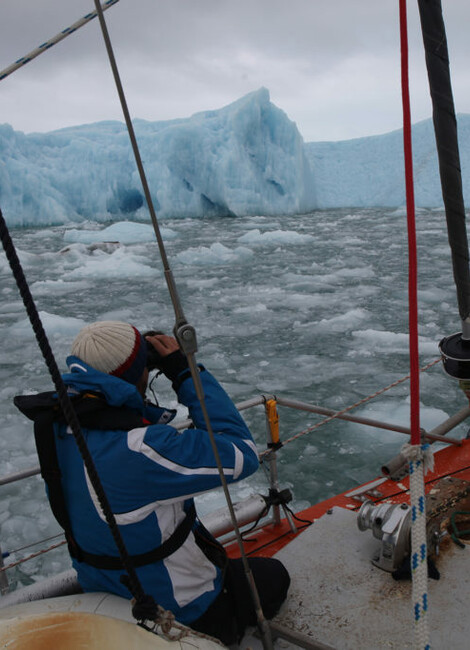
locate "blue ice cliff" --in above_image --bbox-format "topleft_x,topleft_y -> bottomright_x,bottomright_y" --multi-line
306,117 -> 470,209
0,89 -> 314,227
1,87 -> 470,227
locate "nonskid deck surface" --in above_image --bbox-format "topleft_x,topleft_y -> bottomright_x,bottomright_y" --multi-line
237,440 -> 470,649
270,505 -> 470,650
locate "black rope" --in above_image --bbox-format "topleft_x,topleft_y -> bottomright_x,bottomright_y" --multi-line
417,0 -> 470,322
0,208 -> 156,620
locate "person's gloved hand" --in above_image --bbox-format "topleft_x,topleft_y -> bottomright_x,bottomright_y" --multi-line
145,333 -> 188,381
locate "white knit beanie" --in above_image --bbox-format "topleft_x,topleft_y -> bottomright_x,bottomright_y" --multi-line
71,321 -> 147,384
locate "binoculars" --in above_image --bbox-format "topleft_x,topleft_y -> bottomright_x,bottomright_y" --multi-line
144,330 -> 165,371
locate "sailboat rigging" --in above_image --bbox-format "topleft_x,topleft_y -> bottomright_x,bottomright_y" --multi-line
1,1 -> 470,649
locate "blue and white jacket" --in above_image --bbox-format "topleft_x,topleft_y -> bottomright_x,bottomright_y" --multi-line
56,356 -> 259,624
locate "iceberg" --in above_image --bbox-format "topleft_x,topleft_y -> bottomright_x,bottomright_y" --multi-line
0,88 -> 315,227
1,87 -> 470,228
305,116 -> 470,209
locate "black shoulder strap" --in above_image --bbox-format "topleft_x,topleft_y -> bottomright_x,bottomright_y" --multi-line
14,391 -> 145,431
15,391 -> 62,420
33,409 -> 81,559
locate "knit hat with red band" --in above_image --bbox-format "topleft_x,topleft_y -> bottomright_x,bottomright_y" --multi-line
71,321 -> 147,385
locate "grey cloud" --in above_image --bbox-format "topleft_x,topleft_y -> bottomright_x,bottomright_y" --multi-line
1,0 -> 470,141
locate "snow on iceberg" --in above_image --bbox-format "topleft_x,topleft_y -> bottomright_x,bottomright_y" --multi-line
0,88 -> 316,227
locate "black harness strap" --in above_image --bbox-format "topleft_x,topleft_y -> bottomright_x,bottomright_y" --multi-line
77,505 -> 196,570
16,392 -> 197,570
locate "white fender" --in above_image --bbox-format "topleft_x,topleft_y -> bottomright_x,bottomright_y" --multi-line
0,593 -> 222,649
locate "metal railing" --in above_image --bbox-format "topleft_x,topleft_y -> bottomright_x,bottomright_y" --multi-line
0,394 -> 465,489
0,392 -> 468,595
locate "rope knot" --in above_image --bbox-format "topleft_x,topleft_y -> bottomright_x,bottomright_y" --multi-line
131,594 -> 159,623
155,605 -> 178,635
400,442 -> 435,475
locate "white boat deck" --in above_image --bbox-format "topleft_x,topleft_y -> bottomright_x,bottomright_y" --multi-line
1,505 -> 468,649
269,506 -> 470,650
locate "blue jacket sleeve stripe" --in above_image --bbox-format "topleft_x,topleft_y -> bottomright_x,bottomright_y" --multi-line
128,427 -> 237,477
239,438 -> 259,459
233,443 -> 243,480
84,466 -> 170,524
84,461 -> 218,519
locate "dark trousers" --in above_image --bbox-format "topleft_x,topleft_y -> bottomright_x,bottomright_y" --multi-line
190,557 -> 290,646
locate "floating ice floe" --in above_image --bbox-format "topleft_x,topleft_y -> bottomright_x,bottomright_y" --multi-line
176,242 -> 254,266
62,247 -> 157,280
63,221 -> 177,245
237,229 -> 314,246
12,311 -> 86,340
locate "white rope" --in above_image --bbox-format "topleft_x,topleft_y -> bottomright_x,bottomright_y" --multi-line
139,604 -> 225,647
401,443 -> 432,650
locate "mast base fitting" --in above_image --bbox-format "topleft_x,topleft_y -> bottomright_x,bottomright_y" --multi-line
439,332 -> 470,379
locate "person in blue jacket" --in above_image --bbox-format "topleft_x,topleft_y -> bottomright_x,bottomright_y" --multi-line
24,320 -> 289,645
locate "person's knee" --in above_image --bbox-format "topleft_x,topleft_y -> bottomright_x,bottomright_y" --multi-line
248,557 -> 290,618
265,558 -> 290,597
276,559 -> 291,600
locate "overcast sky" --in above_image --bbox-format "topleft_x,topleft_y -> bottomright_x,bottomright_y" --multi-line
1,1 -> 469,142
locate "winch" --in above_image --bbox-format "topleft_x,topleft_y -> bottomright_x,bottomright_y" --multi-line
357,476 -> 470,573
357,500 -> 411,572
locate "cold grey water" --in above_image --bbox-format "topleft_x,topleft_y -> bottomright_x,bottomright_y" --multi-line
0,207 -> 467,589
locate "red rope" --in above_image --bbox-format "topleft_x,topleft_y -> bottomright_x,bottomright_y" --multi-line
399,0 -> 420,445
